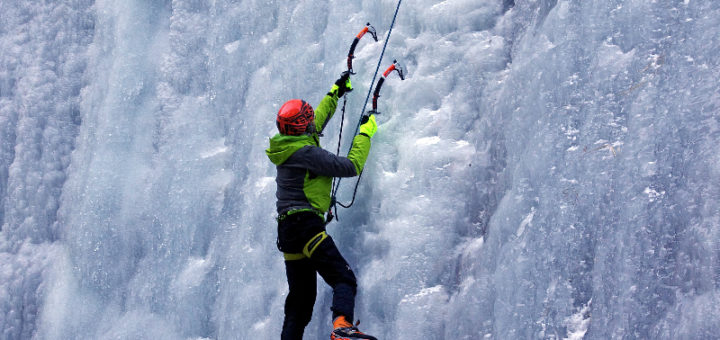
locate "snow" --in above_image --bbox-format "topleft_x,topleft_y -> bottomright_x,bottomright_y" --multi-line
223,41 -> 240,54
564,299 -> 592,340
516,207 -> 535,237
2,0 -> 720,339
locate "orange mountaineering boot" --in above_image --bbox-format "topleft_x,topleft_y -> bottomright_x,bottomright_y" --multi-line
331,316 -> 377,340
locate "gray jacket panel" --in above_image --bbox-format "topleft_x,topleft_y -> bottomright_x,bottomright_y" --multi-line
275,145 -> 357,215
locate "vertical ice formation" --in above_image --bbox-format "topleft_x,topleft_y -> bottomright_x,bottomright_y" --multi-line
1,1 -> 719,339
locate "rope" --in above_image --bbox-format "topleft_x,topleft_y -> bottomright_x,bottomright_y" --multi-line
329,96 -> 348,221
354,0 -> 403,135
334,97 -> 348,157
331,0 -> 403,212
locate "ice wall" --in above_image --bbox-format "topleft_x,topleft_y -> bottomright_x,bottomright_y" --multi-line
1,0 -> 719,339
1,1 -> 94,339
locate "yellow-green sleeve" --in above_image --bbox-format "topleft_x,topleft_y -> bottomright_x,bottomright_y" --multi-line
347,134 -> 371,175
314,92 -> 339,134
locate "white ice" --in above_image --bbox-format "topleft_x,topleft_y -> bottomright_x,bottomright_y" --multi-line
1,0 -> 720,339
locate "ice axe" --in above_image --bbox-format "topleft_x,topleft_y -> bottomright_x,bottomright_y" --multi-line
347,23 -> 378,74
368,60 -> 406,115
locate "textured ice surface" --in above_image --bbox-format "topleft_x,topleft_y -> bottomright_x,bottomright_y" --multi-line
1,0 -> 719,339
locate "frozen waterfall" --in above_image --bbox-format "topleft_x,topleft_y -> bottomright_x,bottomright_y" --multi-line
1,0 -> 719,339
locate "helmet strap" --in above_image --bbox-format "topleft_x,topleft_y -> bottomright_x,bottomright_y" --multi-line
305,121 -> 320,136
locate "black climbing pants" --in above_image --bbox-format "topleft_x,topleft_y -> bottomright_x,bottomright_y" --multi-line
277,211 -> 357,340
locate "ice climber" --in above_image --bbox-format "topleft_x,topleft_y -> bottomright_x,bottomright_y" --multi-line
265,72 -> 378,340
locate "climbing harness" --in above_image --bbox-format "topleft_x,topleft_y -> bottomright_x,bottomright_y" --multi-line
283,231 -> 330,261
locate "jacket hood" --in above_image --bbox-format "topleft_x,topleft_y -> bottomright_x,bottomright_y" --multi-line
266,133 -> 316,165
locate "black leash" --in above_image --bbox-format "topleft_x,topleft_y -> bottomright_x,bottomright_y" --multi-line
327,96 -> 348,223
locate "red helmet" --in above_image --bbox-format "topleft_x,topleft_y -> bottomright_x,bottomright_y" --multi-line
276,99 -> 315,135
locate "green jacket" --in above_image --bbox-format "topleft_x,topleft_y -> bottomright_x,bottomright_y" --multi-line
266,92 -> 371,216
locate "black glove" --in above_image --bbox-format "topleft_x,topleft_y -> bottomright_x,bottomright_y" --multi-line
333,71 -> 353,97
